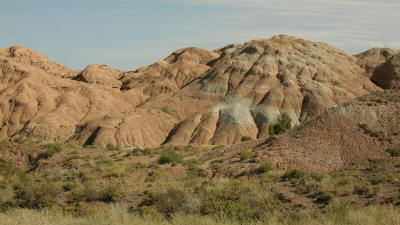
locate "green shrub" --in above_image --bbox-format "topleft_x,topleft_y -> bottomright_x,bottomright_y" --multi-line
256,162 -> 274,174
0,141 -> 6,150
143,188 -> 186,214
281,169 -> 306,181
269,112 -> 292,136
139,206 -> 164,221
43,143 -> 63,157
239,151 -> 254,161
158,150 -> 181,164
359,124 -> 372,134
368,158 -> 385,166
68,183 -> 99,203
142,148 -> 155,155
325,201 -> 352,224
159,107 -> 172,114
126,148 -> 154,157
315,191 -> 334,204
275,191 -> 294,203
106,143 -> 119,151
99,185 -> 124,202
353,181 -> 372,196
0,159 -> 19,180
387,148 -> 400,157
241,136 -> 252,142
14,181 -> 62,208
83,145 -> 97,149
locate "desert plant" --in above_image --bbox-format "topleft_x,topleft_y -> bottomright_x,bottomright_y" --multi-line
241,136 -> 252,142
14,180 -> 62,208
68,183 -> 99,203
99,185 -> 124,203
0,160 -> 19,180
159,107 -> 172,114
239,151 -> 254,161
353,181 -> 372,196
43,143 -> 63,157
269,112 -> 292,136
143,188 -> 186,214
158,150 -> 181,164
256,162 -> 274,174
83,145 -> 97,149
368,158 -> 385,167
387,148 -> 400,157
275,191 -> 294,203
106,143 -> 119,151
281,169 -> 306,181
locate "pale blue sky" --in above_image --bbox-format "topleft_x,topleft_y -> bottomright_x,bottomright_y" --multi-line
1,0 -> 399,70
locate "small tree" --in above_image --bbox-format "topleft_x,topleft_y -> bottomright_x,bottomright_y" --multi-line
269,112 -> 292,136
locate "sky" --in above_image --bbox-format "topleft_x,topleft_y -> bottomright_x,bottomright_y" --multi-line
0,0 -> 399,70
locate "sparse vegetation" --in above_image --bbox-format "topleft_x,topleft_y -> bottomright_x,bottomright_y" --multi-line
1,138 -> 400,224
241,136 -> 252,142
43,143 -> 63,157
386,148 -> 400,157
281,169 -> 306,181
256,162 -> 274,174
159,107 -> 173,114
269,112 -> 292,136
106,143 -> 119,151
83,145 -> 97,149
158,150 -> 181,164
99,185 -> 124,202
239,151 -> 254,160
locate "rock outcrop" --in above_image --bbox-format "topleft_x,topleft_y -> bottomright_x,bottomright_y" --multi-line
371,53 -> 400,89
356,48 -> 399,77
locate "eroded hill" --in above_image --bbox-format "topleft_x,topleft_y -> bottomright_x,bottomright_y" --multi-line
0,35 -> 382,147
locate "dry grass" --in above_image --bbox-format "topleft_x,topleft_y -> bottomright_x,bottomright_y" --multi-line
0,204 -> 399,225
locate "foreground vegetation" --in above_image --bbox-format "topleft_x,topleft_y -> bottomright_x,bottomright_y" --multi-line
1,204 -> 399,225
1,137 -> 400,224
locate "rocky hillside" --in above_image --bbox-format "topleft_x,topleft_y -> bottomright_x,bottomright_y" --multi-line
0,35 -> 381,147
209,90 -> 400,175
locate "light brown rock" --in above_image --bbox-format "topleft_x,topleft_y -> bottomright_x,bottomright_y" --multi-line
371,53 -> 400,89
356,47 -> 399,76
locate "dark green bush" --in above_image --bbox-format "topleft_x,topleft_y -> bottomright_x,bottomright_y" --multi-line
143,188 -> 186,214
241,136 -> 252,142
386,148 -> 400,157
126,148 -> 142,157
43,143 -> 63,157
0,141 -> 6,150
158,150 -> 181,164
0,159 -> 19,179
106,143 -> 119,151
368,158 -> 385,166
269,112 -> 292,136
68,183 -> 99,203
239,151 -> 254,161
281,169 -> 306,181
83,145 -> 97,149
256,162 -> 274,174
14,181 -> 62,208
353,181 -> 372,196
99,185 -> 124,202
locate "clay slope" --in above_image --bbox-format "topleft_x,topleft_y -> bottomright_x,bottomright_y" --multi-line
0,35 -> 381,147
0,45 -> 78,78
210,90 -> 400,175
